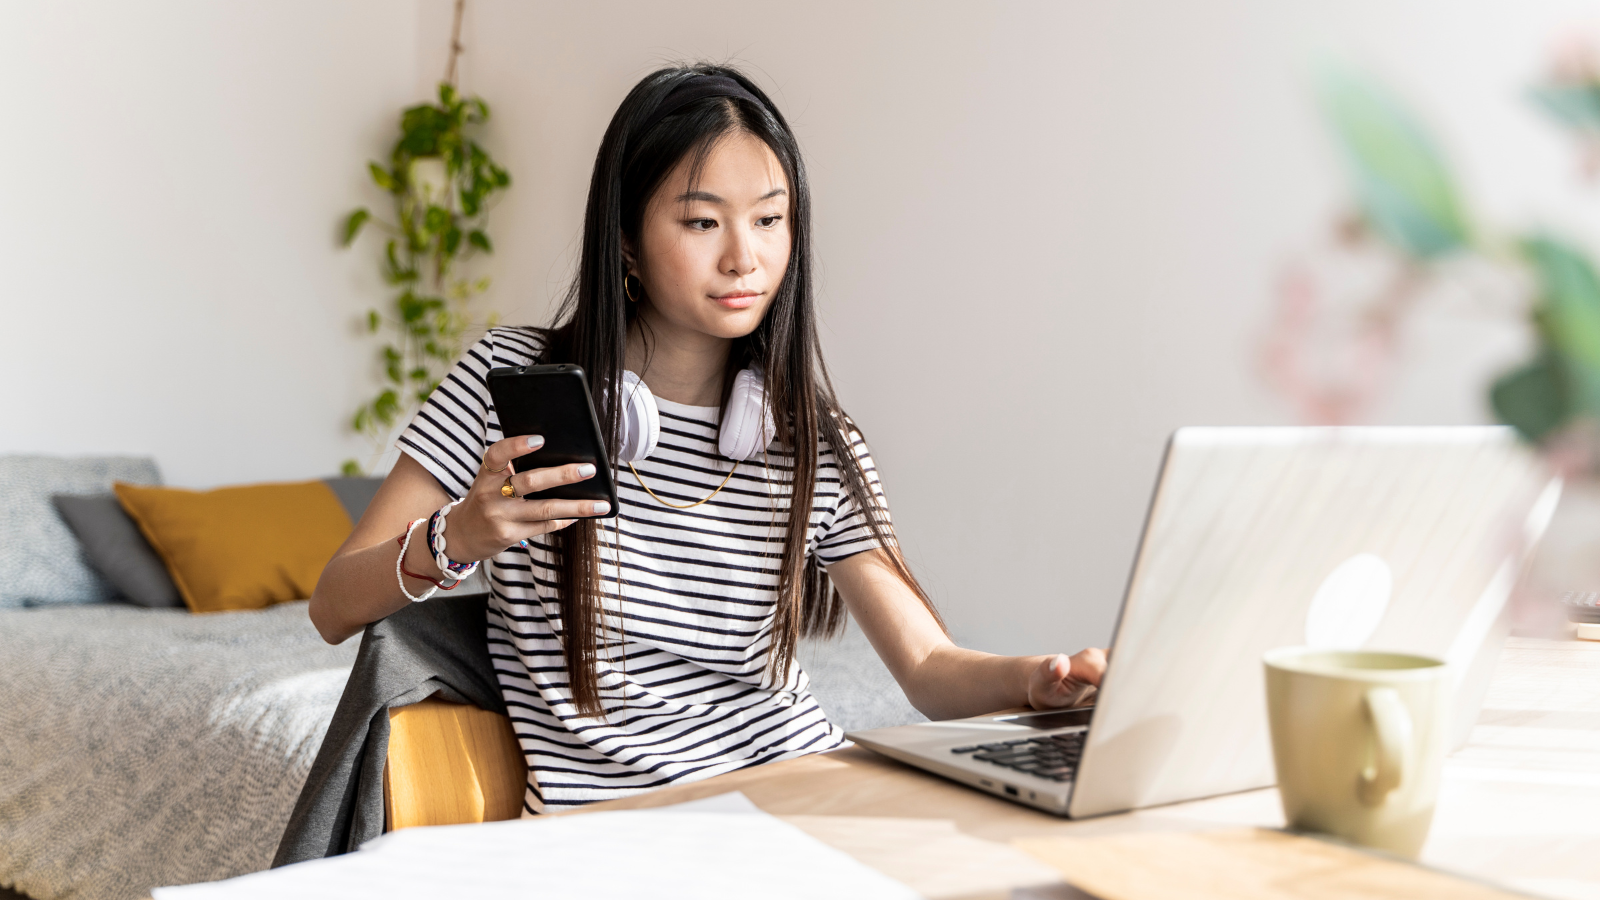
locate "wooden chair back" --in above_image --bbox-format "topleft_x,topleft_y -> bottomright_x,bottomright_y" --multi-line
383,697 -> 527,830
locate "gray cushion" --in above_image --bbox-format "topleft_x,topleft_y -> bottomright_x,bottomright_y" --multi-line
51,494 -> 183,608
39,475 -> 381,611
322,476 -> 384,524
0,456 -> 161,607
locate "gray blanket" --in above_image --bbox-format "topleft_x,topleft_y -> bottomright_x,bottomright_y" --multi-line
0,602 -> 356,900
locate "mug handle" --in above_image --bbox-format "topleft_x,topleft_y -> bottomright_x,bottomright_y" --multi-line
1359,686 -> 1412,807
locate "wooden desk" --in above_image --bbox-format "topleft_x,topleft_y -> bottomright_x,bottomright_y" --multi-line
575,637 -> 1600,900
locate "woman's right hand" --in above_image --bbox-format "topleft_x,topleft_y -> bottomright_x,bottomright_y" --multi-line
440,434 -> 609,563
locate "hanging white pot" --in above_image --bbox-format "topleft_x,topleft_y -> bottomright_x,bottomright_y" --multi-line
408,156 -> 450,206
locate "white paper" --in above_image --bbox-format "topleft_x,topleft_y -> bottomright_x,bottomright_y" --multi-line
153,793 -> 920,900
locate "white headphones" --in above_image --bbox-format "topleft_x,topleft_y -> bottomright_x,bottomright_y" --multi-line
616,367 -> 776,463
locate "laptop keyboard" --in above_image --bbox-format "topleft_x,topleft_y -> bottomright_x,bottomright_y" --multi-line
950,730 -> 1086,782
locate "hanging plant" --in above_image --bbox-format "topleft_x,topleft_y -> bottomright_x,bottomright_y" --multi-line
339,80 -> 511,475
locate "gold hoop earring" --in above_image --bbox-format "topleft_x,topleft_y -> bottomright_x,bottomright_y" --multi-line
624,273 -> 642,303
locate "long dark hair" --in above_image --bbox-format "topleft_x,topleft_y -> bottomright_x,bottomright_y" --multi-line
536,63 -> 941,716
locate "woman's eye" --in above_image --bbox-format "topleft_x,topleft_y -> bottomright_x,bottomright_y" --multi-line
758,215 -> 784,228
686,218 -> 717,231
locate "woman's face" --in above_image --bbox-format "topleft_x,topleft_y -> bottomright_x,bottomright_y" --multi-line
628,131 -> 792,343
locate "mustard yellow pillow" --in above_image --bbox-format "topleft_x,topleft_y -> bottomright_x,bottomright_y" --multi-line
113,480 -> 353,613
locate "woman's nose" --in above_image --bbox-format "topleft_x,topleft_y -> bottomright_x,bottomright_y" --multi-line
722,229 -> 757,276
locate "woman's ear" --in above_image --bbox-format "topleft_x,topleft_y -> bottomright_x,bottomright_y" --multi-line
620,233 -> 639,275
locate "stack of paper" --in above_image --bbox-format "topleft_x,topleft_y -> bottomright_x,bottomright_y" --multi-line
154,794 -> 921,900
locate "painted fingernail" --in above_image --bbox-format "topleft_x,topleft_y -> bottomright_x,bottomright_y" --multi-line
527,435 -> 544,449
577,463 -> 596,478
592,501 -> 611,515
520,539 -> 531,548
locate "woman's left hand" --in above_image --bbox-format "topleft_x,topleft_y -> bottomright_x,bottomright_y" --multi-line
1025,648 -> 1107,710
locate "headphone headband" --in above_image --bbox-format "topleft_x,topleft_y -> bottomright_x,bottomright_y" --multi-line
634,75 -> 766,142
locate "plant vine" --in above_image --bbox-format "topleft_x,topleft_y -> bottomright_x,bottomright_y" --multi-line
339,74 -> 510,475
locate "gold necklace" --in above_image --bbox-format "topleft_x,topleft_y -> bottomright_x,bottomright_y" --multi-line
627,460 -> 740,510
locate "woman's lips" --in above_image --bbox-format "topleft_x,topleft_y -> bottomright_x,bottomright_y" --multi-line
713,291 -> 759,310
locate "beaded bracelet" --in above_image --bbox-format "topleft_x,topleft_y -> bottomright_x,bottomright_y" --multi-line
427,500 -> 480,583
395,518 -> 439,603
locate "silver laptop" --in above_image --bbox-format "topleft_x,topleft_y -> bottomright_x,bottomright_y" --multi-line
848,426 -> 1559,818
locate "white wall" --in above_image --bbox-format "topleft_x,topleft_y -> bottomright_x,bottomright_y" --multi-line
4,1 -> 1597,657
419,0 -> 1600,656
0,1 -> 421,486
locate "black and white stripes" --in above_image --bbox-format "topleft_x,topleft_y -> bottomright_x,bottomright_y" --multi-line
398,329 -> 882,811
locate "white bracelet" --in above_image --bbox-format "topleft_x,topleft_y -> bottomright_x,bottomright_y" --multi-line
396,518 -> 440,603
432,500 -> 481,583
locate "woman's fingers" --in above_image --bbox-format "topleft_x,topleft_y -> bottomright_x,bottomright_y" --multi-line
510,462 -> 597,497
1028,649 -> 1107,709
509,498 -> 612,522
1068,647 -> 1108,687
479,435 -> 546,480
503,463 -> 608,518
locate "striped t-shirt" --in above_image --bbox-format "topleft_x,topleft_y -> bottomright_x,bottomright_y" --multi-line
397,328 -> 884,812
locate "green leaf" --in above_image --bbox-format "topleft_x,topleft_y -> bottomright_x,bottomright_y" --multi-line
352,407 -> 370,433
397,291 -> 424,324
1522,235 -> 1600,416
470,98 -> 489,122
443,225 -> 462,257
1530,84 -> 1600,136
341,208 -> 370,246
368,162 -> 397,192
423,205 -> 450,233
438,82 -> 458,109
374,389 -> 401,425
1490,350 -> 1570,444
468,230 -> 492,253
383,344 -> 404,383
397,112 -> 448,158
366,309 -> 381,332
408,366 -> 429,381
340,459 -> 363,477
1317,69 -> 1472,259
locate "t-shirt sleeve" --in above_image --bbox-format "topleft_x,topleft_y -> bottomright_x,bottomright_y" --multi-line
395,331 -> 503,500
813,428 -> 892,566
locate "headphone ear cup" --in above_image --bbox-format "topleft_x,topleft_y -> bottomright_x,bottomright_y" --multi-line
617,370 -> 660,463
719,367 -> 776,462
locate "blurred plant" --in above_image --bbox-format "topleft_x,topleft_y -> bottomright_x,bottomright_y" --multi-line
1491,35 -> 1600,471
1530,32 -> 1600,181
338,0 -> 509,476
1261,71 -> 1474,424
1318,69 -> 1474,259
1266,58 -> 1600,468
1489,237 -> 1600,456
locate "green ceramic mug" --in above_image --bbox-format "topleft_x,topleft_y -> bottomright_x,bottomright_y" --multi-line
1263,647 -> 1451,858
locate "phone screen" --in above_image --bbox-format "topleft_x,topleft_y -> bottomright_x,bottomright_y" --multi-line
486,365 -> 618,518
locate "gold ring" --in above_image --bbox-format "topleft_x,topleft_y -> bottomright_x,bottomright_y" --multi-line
501,477 -> 517,498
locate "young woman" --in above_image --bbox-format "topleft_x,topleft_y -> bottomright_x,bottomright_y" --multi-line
309,64 -> 1106,814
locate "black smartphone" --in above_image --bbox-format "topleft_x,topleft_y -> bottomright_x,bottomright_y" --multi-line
485,364 -> 618,518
